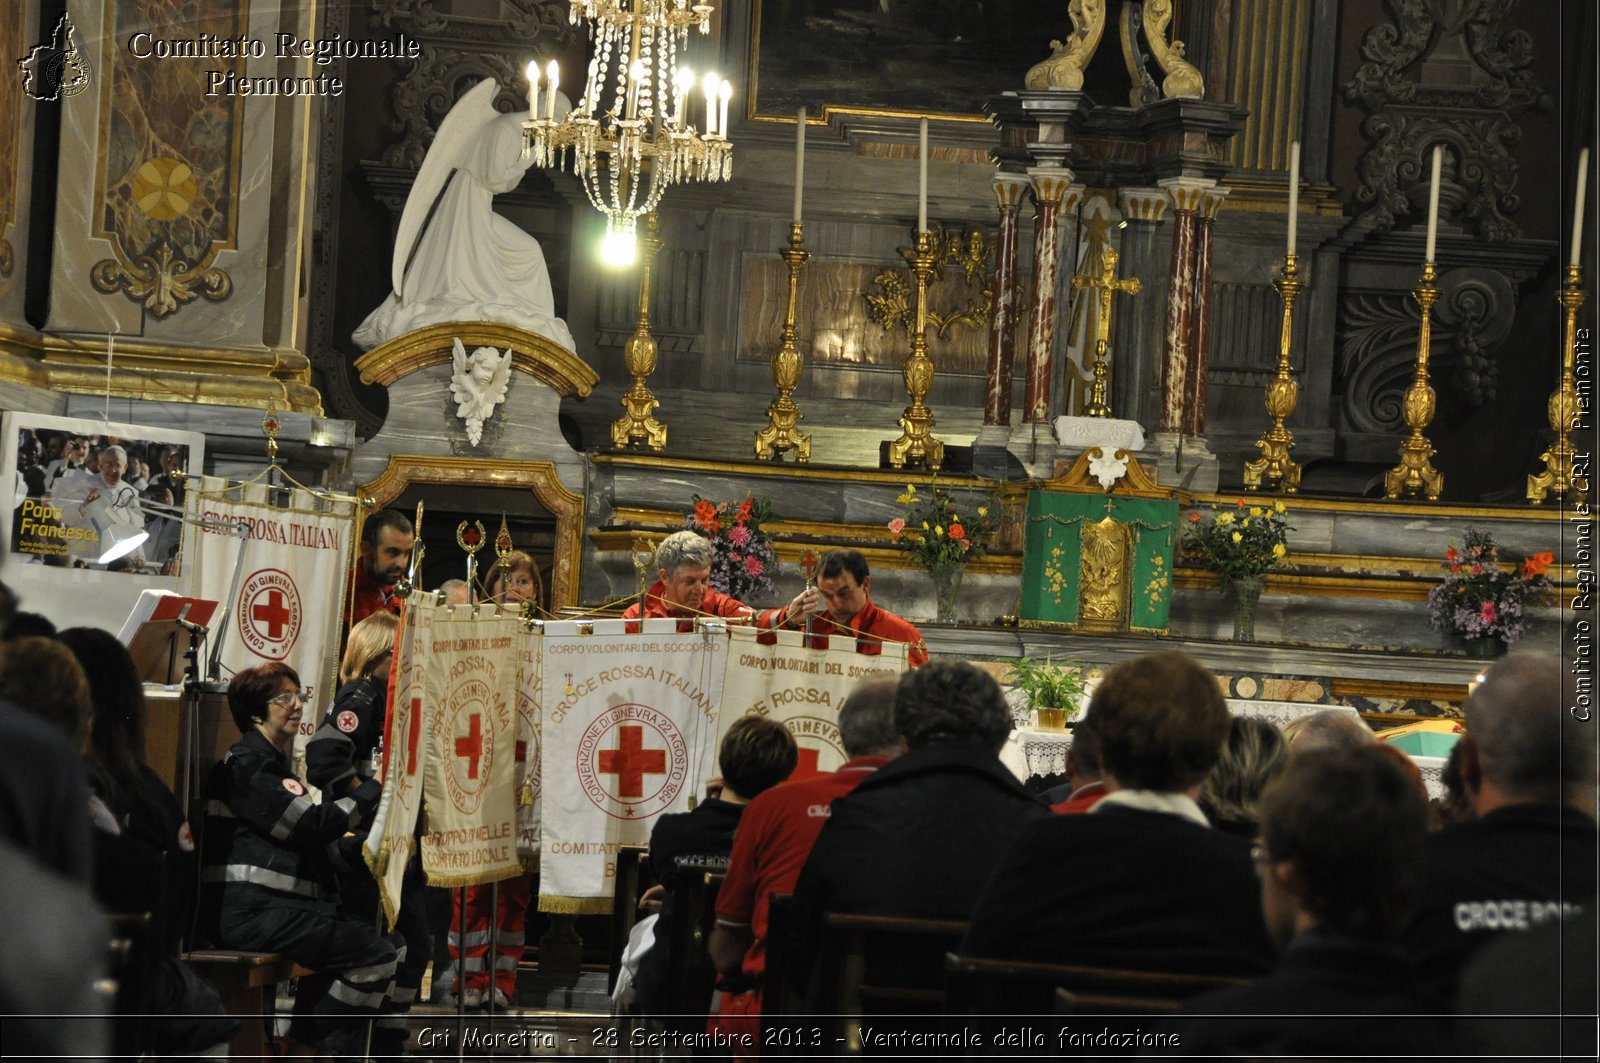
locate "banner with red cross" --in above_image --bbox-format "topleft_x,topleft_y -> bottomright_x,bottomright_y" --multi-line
418,612 -> 523,887
719,626 -> 909,782
536,619 -> 726,913
178,478 -> 355,788
363,599 -> 434,928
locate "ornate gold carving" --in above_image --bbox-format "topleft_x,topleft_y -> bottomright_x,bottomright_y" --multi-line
1070,246 -> 1142,417
612,213 -> 668,451
358,455 -> 585,610
1026,0 -> 1107,91
865,223 -> 994,341
1047,448 -> 1167,497
886,229 -> 945,471
1244,253 -> 1305,492
355,322 -> 595,397
755,222 -> 813,462
1142,0 -> 1206,98
1079,516 -> 1129,626
89,238 -> 232,319
1384,262 -> 1444,500
1528,265 -> 1591,504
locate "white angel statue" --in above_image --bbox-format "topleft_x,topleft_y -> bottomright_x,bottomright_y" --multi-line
449,338 -> 514,445
353,78 -> 576,352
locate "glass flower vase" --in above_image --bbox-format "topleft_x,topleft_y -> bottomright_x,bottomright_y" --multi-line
930,561 -> 965,624
1230,575 -> 1264,643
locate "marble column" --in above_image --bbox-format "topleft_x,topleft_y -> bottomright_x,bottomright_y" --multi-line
1182,188 -> 1230,439
980,175 -> 1032,434
1112,188 -> 1170,427
1153,176 -> 1221,491
1021,169 -> 1078,425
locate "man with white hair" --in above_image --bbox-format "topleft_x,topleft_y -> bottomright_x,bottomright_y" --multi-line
1404,653 -> 1597,1003
623,530 -> 819,630
56,443 -> 144,566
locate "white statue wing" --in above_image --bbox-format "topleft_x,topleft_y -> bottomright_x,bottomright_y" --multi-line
489,348 -> 513,402
448,337 -> 472,405
391,79 -> 501,297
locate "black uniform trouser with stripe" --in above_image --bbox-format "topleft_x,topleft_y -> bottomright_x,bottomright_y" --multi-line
216,902 -> 399,1061
337,858 -> 430,1047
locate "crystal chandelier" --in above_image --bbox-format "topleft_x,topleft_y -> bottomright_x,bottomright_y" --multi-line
524,0 -> 731,266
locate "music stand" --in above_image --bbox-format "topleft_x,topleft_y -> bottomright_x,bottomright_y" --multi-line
122,595 -> 220,685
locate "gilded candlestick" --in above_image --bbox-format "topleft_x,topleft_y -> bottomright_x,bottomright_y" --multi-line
886,229 -> 944,471
1383,261 -> 1444,500
611,212 -> 668,451
754,223 -> 813,461
1243,253 -> 1305,492
1528,265 -> 1591,504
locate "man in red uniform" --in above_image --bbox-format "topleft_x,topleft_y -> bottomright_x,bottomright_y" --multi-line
707,679 -> 905,1053
346,510 -> 415,630
806,549 -> 927,667
623,531 -> 816,631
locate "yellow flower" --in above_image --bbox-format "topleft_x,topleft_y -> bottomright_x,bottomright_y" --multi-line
896,493 -> 914,504
934,525 -> 945,537
905,484 -> 917,495
922,521 -> 930,530
978,506 -> 989,517
1250,506 -> 1263,518
1242,518 -> 1251,528
1231,531 -> 1243,543
1217,513 -> 1234,526
1274,500 -> 1286,514
1272,543 -> 1287,558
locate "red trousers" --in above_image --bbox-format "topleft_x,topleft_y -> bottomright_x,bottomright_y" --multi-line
446,873 -> 532,997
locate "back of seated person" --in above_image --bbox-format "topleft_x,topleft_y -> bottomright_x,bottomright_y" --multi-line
961,651 -> 1274,977
633,714 -> 797,1016
1197,715 -> 1288,838
1169,746 -> 1448,1056
788,663 -> 1047,993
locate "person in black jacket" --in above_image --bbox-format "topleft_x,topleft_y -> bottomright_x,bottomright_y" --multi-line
306,610 -> 428,1055
199,662 -> 398,1063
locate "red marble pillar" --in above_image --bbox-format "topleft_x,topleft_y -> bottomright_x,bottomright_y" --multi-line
1022,170 -> 1076,424
1156,179 -> 1211,435
982,175 -> 1030,427
1182,189 -> 1230,438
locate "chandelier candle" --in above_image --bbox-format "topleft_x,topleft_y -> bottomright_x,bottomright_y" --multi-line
918,117 -> 928,234
1286,140 -> 1300,258
718,81 -> 731,140
526,60 -> 539,121
546,60 -> 559,122
1571,147 -> 1589,268
703,72 -> 719,135
794,107 -> 805,225
1424,144 -> 1442,262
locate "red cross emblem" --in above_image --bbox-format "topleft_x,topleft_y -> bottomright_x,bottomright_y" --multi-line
455,712 -> 484,780
252,590 -> 291,639
597,725 -> 667,799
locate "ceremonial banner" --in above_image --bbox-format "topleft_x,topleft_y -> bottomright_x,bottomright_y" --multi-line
514,629 -> 542,869
179,477 -> 355,780
538,619 -> 727,913
720,627 -> 909,781
419,611 -> 523,886
364,600 -> 434,928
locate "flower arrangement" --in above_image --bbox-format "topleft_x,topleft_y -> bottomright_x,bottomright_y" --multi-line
1183,499 -> 1292,583
1427,529 -> 1552,645
685,494 -> 778,601
888,479 -> 1001,569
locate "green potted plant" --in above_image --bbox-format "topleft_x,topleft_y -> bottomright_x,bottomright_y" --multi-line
1003,656 -> 1087,730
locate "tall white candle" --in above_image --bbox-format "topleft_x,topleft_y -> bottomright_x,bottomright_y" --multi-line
546,60 -> 559,123
793,107 -> 806,225
1571,148 -> 1590,268
718,80 -> 731,141
1424,144 -> 1442,263
703,72 -> 719,136
1286,140 -> 1301,258
526,60 -> 539,122
674,67 -> 693,128
917,117 -> 929,234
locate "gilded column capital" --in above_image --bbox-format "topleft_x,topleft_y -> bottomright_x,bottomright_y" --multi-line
1198,187 -> 1231,220
1118,187 -> 1170,223
992,173 -> 1032,208
1028,167 -> 1077,206
1156,175 -> 1220,214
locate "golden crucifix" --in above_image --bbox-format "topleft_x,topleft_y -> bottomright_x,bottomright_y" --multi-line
1071,245 -> 1141,417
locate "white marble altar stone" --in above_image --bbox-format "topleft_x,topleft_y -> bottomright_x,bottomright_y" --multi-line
1054,416 -> 1146,452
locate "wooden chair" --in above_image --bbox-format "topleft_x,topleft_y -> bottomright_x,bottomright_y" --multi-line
657,864 -> 725,1036
607,844 -> 654,995
941,951 -> 1249,1053
809,912 -> 968,1055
